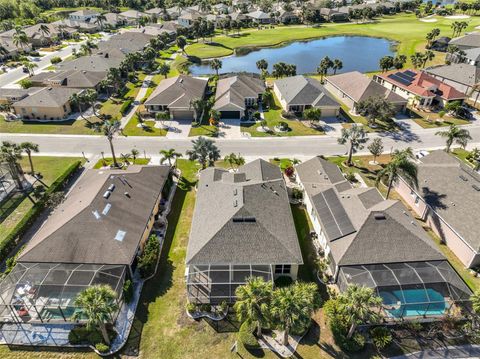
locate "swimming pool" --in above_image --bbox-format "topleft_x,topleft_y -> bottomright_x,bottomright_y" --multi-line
379,288 -> 446,318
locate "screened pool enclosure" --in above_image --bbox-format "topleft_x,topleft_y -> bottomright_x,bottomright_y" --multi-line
337,261 -> 472,319
0,263 -> 126,324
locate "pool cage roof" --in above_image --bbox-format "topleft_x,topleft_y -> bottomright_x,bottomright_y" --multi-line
338,261 -> 472,305
0,262 -> 126,308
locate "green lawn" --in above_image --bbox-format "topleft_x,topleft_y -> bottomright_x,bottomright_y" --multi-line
188,124 -> 218,137
451,148 -> 476,168
186,14 -> 480,67
0,116 -> 101,135
412,115 -> 471,129
0,157 -> 84,247
123,115 -> 167,137
241,94 -> 325,137
93,157 -> 150,169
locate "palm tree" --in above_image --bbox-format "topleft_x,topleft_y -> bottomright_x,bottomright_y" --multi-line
436,124 -> 472,153
376,148 -> 418,199
337,125 -> 368,166
256,59 -> 268,72
95,14 -> 107,30
210,58 -> 222,76
332,59 -> 343,75
22,61 -> 37,77
39,24 -> 51,46
12,27 -> 28,52
422,50 -> 435,68
0,141 -> 25,190
234,276 -> 273,337
20,142 -> 39,174
131,149 -> 140,164
471,290 -> 480,314
95,120 -> 121,168
186,136 -> 221,169
338,285 -> 383,339
176,35 -> 187,54
160,148 -> 182,166
72,285 -> 118,345
190,98 -> 206,123
158,62 -> 170,79
224,153 -> 245,171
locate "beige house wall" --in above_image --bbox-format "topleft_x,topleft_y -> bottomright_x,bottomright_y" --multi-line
13,102 -> 72,120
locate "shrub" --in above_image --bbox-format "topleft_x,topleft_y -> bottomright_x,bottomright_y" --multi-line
119,99 -> 133,115
138,234 -> 160,277
95,343 -> 109,353
238,321 -> 260,349
345,172 -> 357,182
29,51 -> 40,57
186,302 -> 196,313
50,56 -> 62,64
274,276 -> 293,288
278,121 -> 289,131
68,326 -> 103,345
370,326 -> 392,350
253,111 -> 261,120
291,187 -> 303,200
19,78 -> 33,89
284,166 -> 294,177
220,300 -> 228,313
123,279 -> 134,303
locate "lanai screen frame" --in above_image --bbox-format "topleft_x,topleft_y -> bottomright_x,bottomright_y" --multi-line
337,260 -> 472,319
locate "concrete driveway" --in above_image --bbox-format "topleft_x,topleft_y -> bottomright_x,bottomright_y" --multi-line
165,119 -> 192,139
218,119 -> 242,139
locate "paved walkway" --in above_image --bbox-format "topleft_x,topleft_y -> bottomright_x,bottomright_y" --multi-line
165,119 -> 192,139
120,75 -> 153,128
390,344 -> 480,359
218,119 -> 242,139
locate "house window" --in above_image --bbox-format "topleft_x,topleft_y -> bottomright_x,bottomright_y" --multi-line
275,265 -> 291,274
414,196 -> 420,206
410,190 -> 415,198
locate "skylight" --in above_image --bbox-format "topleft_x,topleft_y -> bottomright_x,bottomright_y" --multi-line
115,230 -> 126,242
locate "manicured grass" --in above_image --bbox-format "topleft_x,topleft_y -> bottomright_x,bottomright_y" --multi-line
93,157 -> 150,169
123,115 -> 167,137
241,94 -> 325,137
186,14 -> 480,67
188,124 -> 217,137
412,115 -> 471,129
0,157 -> 84,246
0,116 -> 101,135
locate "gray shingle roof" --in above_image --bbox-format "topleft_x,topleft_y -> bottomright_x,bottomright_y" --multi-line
426,63 -> 480,87
57,52 -> 123,72
12,87 -> 82,107
30,69 -> 106,88
406,150 -> 480,252
327,71 -> 406,104
145,75 -> 208,109
275,75 -> 340,108
213,75 -> 265,111
186,159 -> 303,265
296,156 -> 444,267
95,32 -> 153,55
449,32 -> 480,48
19,166 -> 169,265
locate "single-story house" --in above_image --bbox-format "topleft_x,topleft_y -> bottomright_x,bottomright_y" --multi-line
213,74 -> 265,119
103,12 -> 127,28
0,165 -> 170,327
95,31 -> 153,55
429,36 -> 451,52
229,11 -> 248,22
186,159 -> 303,304
324,71 -> 407,114
145,7 -> 165,16
118,10 -> 148,25
177,10 -> 204,27
0,38 -> 26,59
12,87 -> 82,121
130,24 -> 175,38
277,9 -> 299,24
319,8 -> 349,22
213,3 -> 231,14
0,23 -> 70,47
395,150 -> 480,269
448,32 -> 480,51
144,75 -> 208,120
51,19 -> 98,33
166,6 -> 183,19
296,156 -> 472,320
57,51 -> 124,72
0,87 -> 42,105
68,9 -> 99,22
425,64 -> 480,104
246,10 -> 272,24
374,69 -> 467,108
273,75 -> 341,116
29,69 -> 106,90
459,47 -> 480,67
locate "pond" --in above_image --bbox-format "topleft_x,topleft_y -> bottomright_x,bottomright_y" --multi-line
189,36 -> 396,75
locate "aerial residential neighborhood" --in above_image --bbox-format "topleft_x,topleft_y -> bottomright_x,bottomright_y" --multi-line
1,0 -> 480,358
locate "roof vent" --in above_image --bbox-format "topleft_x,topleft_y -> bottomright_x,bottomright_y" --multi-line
233,188 -> 237,195
233,199 -> 238,207
103,191 -> 111,199
459,175 -> 468,182
124,191 -> 130,198
374,213 -> 386,220
473,184 -> 480,191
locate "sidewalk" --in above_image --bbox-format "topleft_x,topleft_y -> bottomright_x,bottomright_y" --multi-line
120,75 -> 153,128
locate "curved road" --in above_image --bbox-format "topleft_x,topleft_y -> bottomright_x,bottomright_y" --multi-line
2,123 -> 480,159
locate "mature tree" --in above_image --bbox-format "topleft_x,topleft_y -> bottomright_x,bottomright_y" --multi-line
234,276 -> 273,337
376,147 -> 418,199
95,14 -> 107,30
356,96 -> 396,127
190,98 -> 206,123
39,24 -> 50,46
436,124 -> 472,153
337,125 -> 368,166
187,136 -> 221,169
422,50 -> 435,68
471,290 -> 480,314
0,141 -> 25,190
20,142 -> 39,174
22,61 -> 37,77
131,148 -> 140,164
410,52 -> 424,69
367,138 -> 384,165
12,27 -> 28,52
210,58 -> 222,76
303,107 -> 322,127
224,152 -> 245,171
72,285 -> 118,345
337,285 -> 383,339
317,56 -> 333,81
176,35 -> 187,54
158,62 -> 170,79
96,120 -> 121,168
256,59 -> 268,72
160,148 -> 182,166
393,54 -> 407,70
379,56 -> 394,72
332,59 -> 343,75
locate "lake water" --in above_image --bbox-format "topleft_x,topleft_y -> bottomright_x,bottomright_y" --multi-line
189,36 -> 396,75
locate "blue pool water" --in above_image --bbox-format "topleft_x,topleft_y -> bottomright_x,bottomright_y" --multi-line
379,288 -> 446,318
189,36 -> 396,75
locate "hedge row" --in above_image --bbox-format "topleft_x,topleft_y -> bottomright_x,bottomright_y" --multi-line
119,99 -> 133,115
0,160 -> 82,262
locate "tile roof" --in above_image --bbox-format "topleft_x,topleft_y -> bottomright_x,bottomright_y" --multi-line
19,166 -> 170,265
186,159 -> 303,265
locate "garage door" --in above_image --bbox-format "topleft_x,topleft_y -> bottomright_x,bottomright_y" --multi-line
172,110 -> 194,120
321,108 -> 339,117
220,111 -> 241,119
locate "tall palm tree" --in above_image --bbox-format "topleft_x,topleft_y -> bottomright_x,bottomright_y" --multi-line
39,24 -> 51,46
160,148 -> 182,166
210,58 -> 222,76
158,62 -> 170,79
155,111 -> 170,128
337,125 -> 368,166
332,59 -> 343,75
131,148 -> 140,164
190,98 -> 206,123
72,285 -> 118,345
96,120 -> 121,168
95,14 -> 107,30
234,277 -> 273,337
256,59 -> 268,72
12,27 -> 28,52
422,50 -> 435,68
186,136 -> 221,169
0,141 -> 25,190
224,153 -> 245,171
338,285 -> 383,339
436,124 -> 472,153
20,142 -> 39,174
376,147 -> 418,199
22,61 -> 37,76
